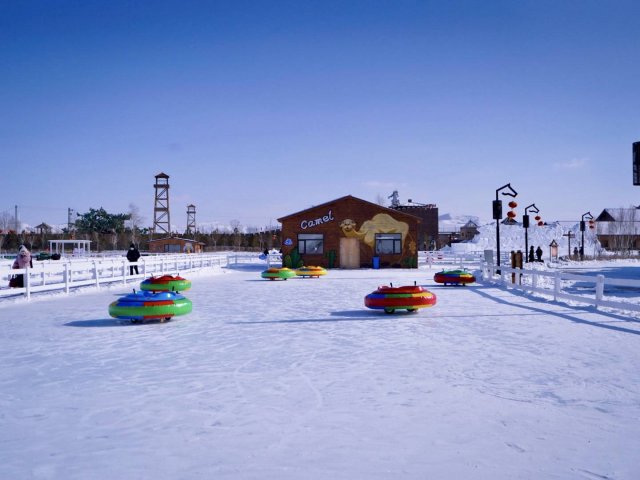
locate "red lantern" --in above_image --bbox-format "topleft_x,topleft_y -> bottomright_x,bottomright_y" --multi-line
588,220 -> 595,229
534,215 -> 541,221
506,211 -> 516,218
537,221 -> 543,226
508,201 -> 518,209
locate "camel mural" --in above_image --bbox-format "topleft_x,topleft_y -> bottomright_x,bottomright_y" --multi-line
339,213 -> 409,249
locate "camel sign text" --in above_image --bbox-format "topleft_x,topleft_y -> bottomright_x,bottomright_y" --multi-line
300,210 -> 335,230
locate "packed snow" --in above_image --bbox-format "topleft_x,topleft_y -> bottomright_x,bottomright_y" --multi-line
449,221 -> 601,259
1,260 -> 639,479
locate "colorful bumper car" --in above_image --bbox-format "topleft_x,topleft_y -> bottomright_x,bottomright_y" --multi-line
364,283 -> 437,314
140,275 -> 191,292
109,290 -> 192,323
261,267 -> 296,280
433,269 -> 476,286
295,266 -> 327,278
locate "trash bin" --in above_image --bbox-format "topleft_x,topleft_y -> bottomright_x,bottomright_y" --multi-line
372,256 -> 380,269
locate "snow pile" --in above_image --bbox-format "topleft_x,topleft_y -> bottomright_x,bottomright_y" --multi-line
459,221 -> 601,259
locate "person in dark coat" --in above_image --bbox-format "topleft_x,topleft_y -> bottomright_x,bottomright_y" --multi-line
535,246 -> 543,262
528,246 -> 535,263
126,243 -> 141,275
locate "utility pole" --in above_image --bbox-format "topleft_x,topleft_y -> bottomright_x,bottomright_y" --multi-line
68,208 -> 75,231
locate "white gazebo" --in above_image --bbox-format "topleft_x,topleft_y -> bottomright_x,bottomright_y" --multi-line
48,240 -> 92,256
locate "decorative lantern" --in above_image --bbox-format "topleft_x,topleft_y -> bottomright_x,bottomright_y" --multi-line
537,221 -> 544,226
506,211 -> 516,219
588,220 -> 595,229
508,201 -> 518,209
534,215 -> 541,221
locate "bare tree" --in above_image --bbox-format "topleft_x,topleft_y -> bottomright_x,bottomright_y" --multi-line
618,207 -> 639,255
127,203 -> 145,244
209,228 -> 222,249
374,193 -> 386,207
229,219 -> 243,249
0,211 -> 15,231
0,211 -> 16,252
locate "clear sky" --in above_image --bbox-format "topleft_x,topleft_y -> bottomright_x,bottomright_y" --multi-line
2,0 -> 639,232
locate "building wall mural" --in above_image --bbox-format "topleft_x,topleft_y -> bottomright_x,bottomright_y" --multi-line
339,213 -> 417,263
339,213 -> 409,248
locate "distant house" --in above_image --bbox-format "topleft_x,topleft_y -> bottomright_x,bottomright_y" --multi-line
501,217 -> 520,226
594,207 -> 640,251
148,236 -> 205,254
35,222 -> 52,234
390,202 -> 439,251
278,195 -> 420,269
459,220 -> 479,241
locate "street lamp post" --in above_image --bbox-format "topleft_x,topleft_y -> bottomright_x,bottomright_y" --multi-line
563,231 -> 575,258
523,203 -> 539,263
493,183 -> 518,269
580,211 -> 593,260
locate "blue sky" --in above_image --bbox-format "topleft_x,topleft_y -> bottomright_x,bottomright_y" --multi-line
2,0 -> 639,231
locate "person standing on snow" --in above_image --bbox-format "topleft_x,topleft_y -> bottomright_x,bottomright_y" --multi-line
126,243 -> 141,275
10,245 -> 33,288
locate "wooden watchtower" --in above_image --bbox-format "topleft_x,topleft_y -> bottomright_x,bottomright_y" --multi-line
152,172 -> 171,237
186,204 -> 196,237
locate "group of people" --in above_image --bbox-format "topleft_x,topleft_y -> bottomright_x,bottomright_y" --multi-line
527,246 -> 544,263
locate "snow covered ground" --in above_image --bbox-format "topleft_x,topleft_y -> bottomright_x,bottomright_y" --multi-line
1,262 -> 640,479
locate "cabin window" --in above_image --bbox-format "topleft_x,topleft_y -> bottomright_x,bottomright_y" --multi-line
375,233 -> 402,255
164,244 -> 181,253
298,233 -> 324,254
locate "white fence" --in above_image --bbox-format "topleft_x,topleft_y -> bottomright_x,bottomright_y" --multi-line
1,253 -> 231,300
481,262 -> 640,313
420,251 -> 485,269
226,253 -> 282,267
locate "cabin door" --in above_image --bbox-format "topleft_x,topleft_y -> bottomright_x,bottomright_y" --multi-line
339,238 -> 360,269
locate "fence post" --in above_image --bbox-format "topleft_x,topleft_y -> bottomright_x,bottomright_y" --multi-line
64,263 -> 70,294
122,260 -> 127,284
25,267 -> 31,300
595,274 -> 605,309
553,271 -> 561,301
93,261 -> 100,288
532,272 -> 538,291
